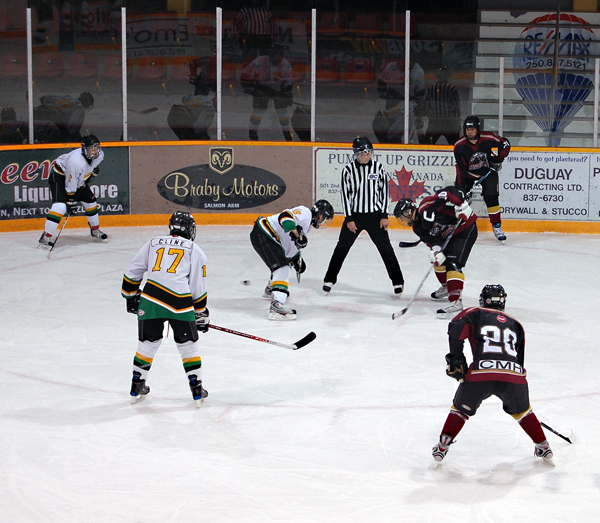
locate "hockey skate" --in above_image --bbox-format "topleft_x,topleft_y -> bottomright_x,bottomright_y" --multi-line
493,223 -> 506,244
323,282 -> 334,294
130,371 -> 150,404
394,284 -> 404,295
90,227 -> 108,243
269,300 -> 297,321
430,284 -> 449,301
188,374 -> 208,408
534,440 -> 555,466
38,232 -> 54,250
436,299 -> 463,319
432,435 -> 453,462
262,284 -> 273,299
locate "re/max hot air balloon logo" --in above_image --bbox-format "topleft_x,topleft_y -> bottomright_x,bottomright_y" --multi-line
157,161 -> 286,210
514,13 -> 599,146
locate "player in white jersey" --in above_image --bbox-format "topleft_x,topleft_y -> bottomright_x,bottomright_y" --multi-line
38,134 -> 107,248
121,212 -> 209,407
250,200 -> 334,320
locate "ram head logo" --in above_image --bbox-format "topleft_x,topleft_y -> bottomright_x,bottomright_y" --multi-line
209,147 -> 234,174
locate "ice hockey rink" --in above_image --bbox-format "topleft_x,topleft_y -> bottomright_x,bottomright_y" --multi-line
1,223 -> 598,522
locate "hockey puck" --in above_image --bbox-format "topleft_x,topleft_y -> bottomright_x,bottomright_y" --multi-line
241,280 -> 251,286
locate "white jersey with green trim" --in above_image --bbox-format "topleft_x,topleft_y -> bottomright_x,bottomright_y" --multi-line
264,205 -> 312,258
124,235 -> 208,319
55,147 -> 104,195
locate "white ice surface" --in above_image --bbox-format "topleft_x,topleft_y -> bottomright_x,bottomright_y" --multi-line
1,224 -> 598,522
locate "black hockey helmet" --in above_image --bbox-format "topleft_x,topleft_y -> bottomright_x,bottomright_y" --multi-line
463,115 -> 481,140
169,211 -> 196,241
479,284 -> 507,311
78,92 -> 95,110
311,199 -> 334,229
1,107 -> 17,121
393,198 -> 417,226
352,136 -> 373,159
81,134 -> 101,161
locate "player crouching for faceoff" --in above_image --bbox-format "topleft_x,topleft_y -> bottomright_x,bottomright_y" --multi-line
431,285 -> 554,465
38,134 -> 107,249
121,212 -> 209,407
251,199 -> 334,320
394,186 -> 478,319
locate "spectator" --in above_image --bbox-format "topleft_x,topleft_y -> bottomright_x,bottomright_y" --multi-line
423,66 -> 462,145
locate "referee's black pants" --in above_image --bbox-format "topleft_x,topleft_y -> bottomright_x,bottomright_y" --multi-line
324,213 -> 404,287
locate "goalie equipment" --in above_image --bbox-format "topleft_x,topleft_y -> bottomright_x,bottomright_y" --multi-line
311,199 -> 334,229
81,134 -> 101,161
169,211 -> 196,241
195,309 -> 210,333
479,284 -> 507,311
126,291 -> 141,314
393,198 -> 417,226
445,352 -> 467,381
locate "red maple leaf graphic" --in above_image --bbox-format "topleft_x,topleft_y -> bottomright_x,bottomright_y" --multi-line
388,166 -> 426,202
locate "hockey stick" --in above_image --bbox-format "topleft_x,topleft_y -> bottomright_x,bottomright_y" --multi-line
47,214 -> 70,259
392,220 -> 461,320
466,169 -> 492,202
399,239 -> 421,248
128,107 -> 158,115
540,422 -> 576,444
296,251 -> 302,283
208,324 -> 316,350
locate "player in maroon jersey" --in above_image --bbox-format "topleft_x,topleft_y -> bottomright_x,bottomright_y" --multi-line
431,284 -> 554,465
453,116 -> 510,243
394,185 -> 478,318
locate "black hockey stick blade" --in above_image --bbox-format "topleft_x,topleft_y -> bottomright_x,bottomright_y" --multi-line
540,422 -> 576,444
399,240 -> 421,248
392,307 -> 409,320
293,331 -> 316,349
128,107 -> 158,114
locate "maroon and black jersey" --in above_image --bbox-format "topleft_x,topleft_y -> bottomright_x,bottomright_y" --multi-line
448,306 -> 527,384
412,185 -> 477,247
454,131 -> 510,187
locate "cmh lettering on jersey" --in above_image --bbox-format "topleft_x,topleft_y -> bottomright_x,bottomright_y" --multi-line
514,167 -> 572,180
477,360 -> 524,373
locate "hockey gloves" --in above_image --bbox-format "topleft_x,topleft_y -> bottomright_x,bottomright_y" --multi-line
445,353 -> 468,382
289,253 -> 306,274
126,291 -> 141,315
66,199 -> 78,216
455,201 -> 473,222
430,246 -> 446,266
195,308 -> 210,333
290,226 -> 308,250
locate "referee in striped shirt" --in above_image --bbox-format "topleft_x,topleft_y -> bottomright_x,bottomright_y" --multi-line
323,136 -> 404,295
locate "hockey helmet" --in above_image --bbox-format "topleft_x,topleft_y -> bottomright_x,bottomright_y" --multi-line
78,92 -> 95,110
81,134 -> 101,161
479,284 -> 507,311
1,107 -> 17,122
169,211 -> 196,241
311,199 -> 334,229
393,198 -> 417,226
463,115 -> 481,141
352,136 -> 373,159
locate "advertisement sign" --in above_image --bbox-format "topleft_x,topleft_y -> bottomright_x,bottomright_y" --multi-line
0,147 -> 130,221
315,147 -> 600,222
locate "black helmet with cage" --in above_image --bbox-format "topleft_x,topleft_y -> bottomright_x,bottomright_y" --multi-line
463,115 -> 481,140
169,211 -> 196,241
479,284 -> 507,311
78,92 -> 94,110
311,199 -> 334,229
352,136 -> 373,159
81,134 -> 101,162
393,198 -> 417,226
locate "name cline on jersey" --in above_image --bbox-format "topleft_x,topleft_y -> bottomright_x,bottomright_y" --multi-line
150,237 -> 192,249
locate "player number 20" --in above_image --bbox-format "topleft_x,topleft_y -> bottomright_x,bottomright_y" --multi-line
480,325 -> 518,357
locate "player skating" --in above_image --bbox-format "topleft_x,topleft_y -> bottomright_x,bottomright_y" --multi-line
121,212 -> 210,407
431,284 -> 554,466
38,134 -> 107,249
251,200 -> 334,320
453,115 -> 510,243
393,186 -> 477,319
